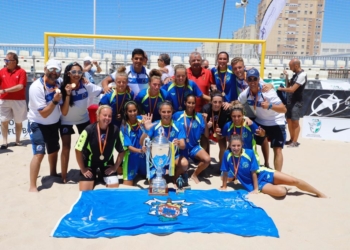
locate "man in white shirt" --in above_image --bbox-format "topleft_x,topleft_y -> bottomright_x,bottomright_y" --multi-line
278,59 -> 306,148
27,59 -> 65,192
238,68 -> 287,171
101,48 -> 150,96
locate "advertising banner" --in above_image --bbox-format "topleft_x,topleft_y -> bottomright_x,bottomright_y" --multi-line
302,116 -> 350,142
0,120 -> 29,139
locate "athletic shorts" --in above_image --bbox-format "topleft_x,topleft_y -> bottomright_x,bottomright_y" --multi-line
257,167 -> 275,191
286,102 -> 303,121
0,100 -> 27,123
254,123 -> 286,148
122,150 -> 147,181
60,121 -> 90,136
180,145 -> 202,163
79,160 -> 118,184
221,170 -> 235,179
28,121 -> 60,155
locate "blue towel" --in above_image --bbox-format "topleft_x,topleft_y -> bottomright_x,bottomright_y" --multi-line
52,189 -> 279,238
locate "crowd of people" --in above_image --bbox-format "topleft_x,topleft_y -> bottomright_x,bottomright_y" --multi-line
0,48 -> 325,197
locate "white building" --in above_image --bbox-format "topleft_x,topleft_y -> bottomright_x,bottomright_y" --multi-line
320,43 -> 350,55
232,24 -> 257,56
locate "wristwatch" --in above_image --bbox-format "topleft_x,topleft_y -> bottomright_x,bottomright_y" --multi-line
52,100 -> 59,105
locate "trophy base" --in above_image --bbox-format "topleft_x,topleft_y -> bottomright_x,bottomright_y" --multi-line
176,185 -> 191,194
148,185 -> 169,196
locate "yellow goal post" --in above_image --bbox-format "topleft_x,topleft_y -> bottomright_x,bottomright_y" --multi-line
44,32 -> 266,76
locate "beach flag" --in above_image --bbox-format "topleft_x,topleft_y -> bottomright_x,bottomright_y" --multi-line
51,189 -> 279,238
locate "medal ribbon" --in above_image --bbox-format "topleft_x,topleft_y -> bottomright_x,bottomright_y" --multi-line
217,69 -> 227,94
97,125 -> 109,158
250,87 -> 261,113
128,121 -> 140,132
212,108 -> 221,133
175,85 -> 184,109
232,153 -> 241,181
183,111 -> 193,140
161,122 -> 172,140
42,76 -> 59,93
148,89 -> 159,115
115,90 -> 126,118
233,120 -> 244,137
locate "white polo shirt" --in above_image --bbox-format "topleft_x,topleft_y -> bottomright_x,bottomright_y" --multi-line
238,84 -> 285,126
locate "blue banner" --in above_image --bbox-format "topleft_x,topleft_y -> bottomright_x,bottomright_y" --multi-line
52,189 -> 278,238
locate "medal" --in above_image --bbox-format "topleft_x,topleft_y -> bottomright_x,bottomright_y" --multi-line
222,92 -> 225,97
233,179 -> 238,185
213,132 -> 217,138
97,125 -> 109,161
183,111 -> 194,143
179,106 -> 183,110
232,152 -> 242,183
186,138 -> 189,143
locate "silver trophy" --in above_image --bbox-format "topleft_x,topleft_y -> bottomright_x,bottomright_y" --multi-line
144,127 -> 174,195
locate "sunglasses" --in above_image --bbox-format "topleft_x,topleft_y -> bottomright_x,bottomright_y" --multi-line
4,59 -> 15,63
203,66 -> 209,69
247,77 -> 258,82
69,70 -> 83,75
47,68 -> 61,73
157,59 -> 163,62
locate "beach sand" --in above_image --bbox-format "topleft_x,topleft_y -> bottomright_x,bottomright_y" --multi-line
0,121 -> 349,250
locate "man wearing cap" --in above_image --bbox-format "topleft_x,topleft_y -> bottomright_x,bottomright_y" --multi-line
101,48 -> 150,96
83,56 -> 102,84
27,59 -> 67,192
238,68 -> 287,172
0,52 -> 27,149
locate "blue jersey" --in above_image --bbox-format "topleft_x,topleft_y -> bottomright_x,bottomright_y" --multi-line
134,88 -> 167,122
172,111 -> 205,150
220,149 -> 259,192
162,80 -> 203,111
146,120 -> 186,157
221,121 -> 258,150
211,66 -> 238,102
99,90 -> 134,127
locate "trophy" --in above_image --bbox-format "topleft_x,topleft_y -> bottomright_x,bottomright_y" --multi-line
144,127 -> 175,196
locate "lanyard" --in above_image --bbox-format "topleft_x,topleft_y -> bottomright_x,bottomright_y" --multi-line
175,84 -> 185,110
115,90 -> 126,116
232,154 -> 241,181
128,121 -> 140,132
217,69 -> 227,94
148,89 -> 159,115
183,111 -> 194,139
161,122 -> 172,140
42,76 -> 59,93
233,122 -> 244,138
212,108 -> 221,130
97,125 -> 109,159
250,88 -> 261,113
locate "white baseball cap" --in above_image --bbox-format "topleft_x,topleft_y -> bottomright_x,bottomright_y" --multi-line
45,59 -> 62,71
83,56 -> 93,62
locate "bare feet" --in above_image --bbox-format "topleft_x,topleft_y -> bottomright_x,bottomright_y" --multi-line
318,193 -> 327,198
190,174 -> 200,184
29,187 -> 38,192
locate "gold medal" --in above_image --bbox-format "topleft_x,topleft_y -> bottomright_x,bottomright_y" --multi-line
222,92 -> 225,97
233,179 -> 238,185
97,125 -> 109,162
213,132 -> 217,138
186,138 -> 189,143
100,155 -> 104,161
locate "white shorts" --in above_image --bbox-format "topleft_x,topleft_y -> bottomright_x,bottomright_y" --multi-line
0,100 -> 27,123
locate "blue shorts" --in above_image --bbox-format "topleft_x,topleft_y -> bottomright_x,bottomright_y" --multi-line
180,145 -> 203,162
28,121 -> 60,155
122,150 -> 147,180
221,170 -> 235,179
257,167 -> 275,191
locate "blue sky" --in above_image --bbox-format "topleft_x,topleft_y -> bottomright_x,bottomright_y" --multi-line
0,0 -> 349,44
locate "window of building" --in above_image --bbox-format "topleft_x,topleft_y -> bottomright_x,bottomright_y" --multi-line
330,49 -> 337,52
347,49 -> 350,52
310,11 -> 313,14
278,24 -> 281,28
302,45 -> 305,49
301,52 -> 304,54
278,31 -> 281,35
304,11 -> 307,14
302,38 -> 305,42
278,38 -> 281,42
339,49 -> 345,52
306,52 -> 309,55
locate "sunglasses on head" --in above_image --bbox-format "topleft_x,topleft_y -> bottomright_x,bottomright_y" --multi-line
69,70 -> 83,75
47,68 -> 61,73
157,59 -> 163,62
203,66 -> 209,69
247,77 -> 258,82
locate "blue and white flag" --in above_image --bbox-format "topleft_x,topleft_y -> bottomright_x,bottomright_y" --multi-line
51,189 -> 279,238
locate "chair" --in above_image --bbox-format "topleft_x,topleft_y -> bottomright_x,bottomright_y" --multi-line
315,60 -> 324,68
150,55 -> 158,63
264,58 -> 270,65
326,60 -> 335,68
55,52 -> 66,58
0,50 -> 4,56
32,51 -> 42,58
7,50 -> 17,54
79,52 -> 90,59
303,59 -> 313,66
115,54 -> 125,64
103,53 -> 113,61
271,58 -> 281,66
307,70 -> 320,80
336,60 -> 346,69
172,56 -> 183,65
92,53 -> 101,60
248,58 -> 259,66
19,50 -> 30,58
68,52 -> 78,59
319,70 -> 328,80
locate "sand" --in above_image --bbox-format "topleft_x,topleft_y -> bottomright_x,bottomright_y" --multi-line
0,121 -> 349,250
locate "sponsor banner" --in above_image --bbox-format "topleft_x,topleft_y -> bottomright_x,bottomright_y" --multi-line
302,89 -> 350,118
0,120 -> 29,139
302,116 -> 350,142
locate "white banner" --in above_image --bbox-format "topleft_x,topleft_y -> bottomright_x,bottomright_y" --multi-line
0,120 -> 29,139
258,0 -> 287,53
302,116 -> 350,142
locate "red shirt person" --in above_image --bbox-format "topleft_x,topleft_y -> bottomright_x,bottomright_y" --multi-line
186,52 -> 213,112
0,52 -> 27,148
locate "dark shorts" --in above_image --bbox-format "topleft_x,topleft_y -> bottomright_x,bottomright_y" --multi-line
255,123 -> 286,148
60,121 -> 90,136
286,102 -> 303,121
79,160 -> 118,182
28,121 -> 60,155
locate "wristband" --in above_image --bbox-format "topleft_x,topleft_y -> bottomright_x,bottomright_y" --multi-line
52,100 -> 59,105
268,103 -> 272,110
3,89 -> 6,93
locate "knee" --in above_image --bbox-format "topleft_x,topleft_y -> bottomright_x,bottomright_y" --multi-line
275,186 -> 288,197
203,155 -> 211,164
